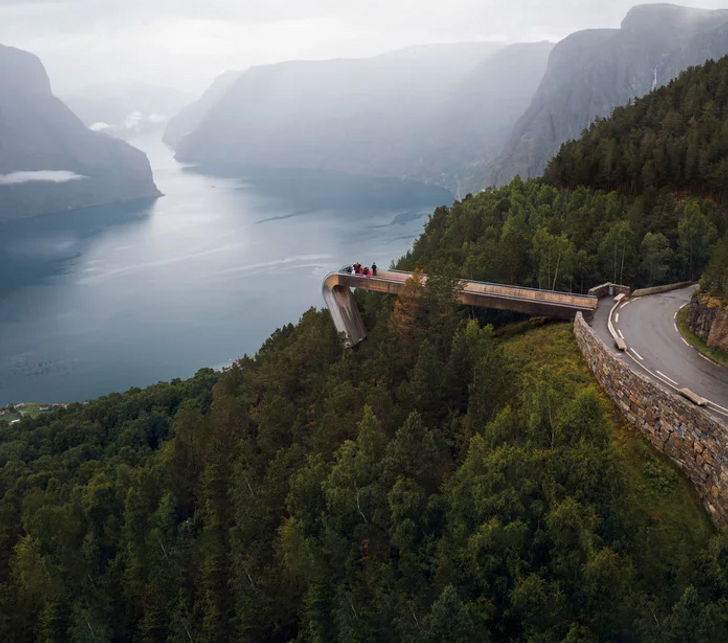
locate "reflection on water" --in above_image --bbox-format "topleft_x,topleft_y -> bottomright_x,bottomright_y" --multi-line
0,134 -> 452,405
0,200 -> 156,300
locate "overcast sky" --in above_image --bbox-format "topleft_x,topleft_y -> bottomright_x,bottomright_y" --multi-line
2,0 -> 728,97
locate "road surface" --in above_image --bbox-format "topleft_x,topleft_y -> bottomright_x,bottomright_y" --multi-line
604,286 -> 728,419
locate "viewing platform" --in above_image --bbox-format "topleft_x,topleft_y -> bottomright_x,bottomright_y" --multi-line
323,268 -> 598,346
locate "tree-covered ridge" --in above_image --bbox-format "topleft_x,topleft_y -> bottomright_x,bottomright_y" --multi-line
0,290 -> 725,642
545,55 -> 728,200
401,179 -> 722,292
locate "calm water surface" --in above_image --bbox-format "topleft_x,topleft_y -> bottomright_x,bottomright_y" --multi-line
0,135 -> 451,404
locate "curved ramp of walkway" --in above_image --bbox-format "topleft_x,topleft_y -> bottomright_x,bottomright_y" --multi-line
323,268 -> 598,346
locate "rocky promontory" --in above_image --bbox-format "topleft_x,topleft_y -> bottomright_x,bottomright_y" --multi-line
0,44 -> 161,222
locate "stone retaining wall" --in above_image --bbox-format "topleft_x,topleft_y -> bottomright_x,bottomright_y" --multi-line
631,281 -> 695,297
689,293 -> 728,355
588,283 -> 632,299
574,312 -> 728,525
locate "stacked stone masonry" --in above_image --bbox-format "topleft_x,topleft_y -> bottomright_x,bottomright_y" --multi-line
587,283 -> 632,298
689,294 -> 728,355
574,312 -> 728,525
631,281 -> 696,298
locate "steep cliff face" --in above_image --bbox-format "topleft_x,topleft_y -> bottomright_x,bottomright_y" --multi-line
172,42 -> 552,192
418,41 -> 554,195
175,43 -> 504,180
689,293 -> 728,355
486,3 -> 728,186
0,45 -> 161,222
163,70 -> 242,148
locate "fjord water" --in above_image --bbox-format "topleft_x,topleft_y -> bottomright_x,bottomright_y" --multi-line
0,135 -> 451,405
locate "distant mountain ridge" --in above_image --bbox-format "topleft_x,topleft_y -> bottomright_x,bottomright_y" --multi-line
169,42 -> 554,194
163,70 -> 243,148
173,43 -> 505,182
432,41 -> 553,194
166,3 -> 728,195
485,3 -> 728,186
62,82 -> 193,141
0,45 -> 160,221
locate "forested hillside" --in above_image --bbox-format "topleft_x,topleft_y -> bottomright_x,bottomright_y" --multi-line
487,3 -> 728,187
1,297 -> 724,642
5,35 -> 728,643
402,180 -> 722,289
546,55 -> 728,200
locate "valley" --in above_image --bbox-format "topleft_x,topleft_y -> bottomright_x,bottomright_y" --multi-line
0,134 -> 451,405
4,3 -> 728,641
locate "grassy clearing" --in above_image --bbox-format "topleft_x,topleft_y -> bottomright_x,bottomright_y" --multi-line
19,403 -> 44,418
0,403 -> 50,424
677,306 -> 728,369
503,322 -> 714,561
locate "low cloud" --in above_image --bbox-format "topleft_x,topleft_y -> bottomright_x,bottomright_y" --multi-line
123,111 -> 144,129
0,171 -> 89,185
4,0 -> 728,94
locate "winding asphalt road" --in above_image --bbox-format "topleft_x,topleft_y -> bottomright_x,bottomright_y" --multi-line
596,286 -> 728,420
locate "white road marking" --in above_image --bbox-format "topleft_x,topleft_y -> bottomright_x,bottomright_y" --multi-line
708,400 -> 728,415
624,344 -> 728,420
656,371 -> 679,386
603,288 -> 728,419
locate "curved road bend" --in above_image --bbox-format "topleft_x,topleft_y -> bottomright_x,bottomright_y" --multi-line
605,286 -> 728,419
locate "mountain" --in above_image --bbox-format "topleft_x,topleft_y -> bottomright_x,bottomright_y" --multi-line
174,42 -> 554,189
545,53 -> 728,200
62,83 -> 193,141
422,41 -> 554,194
163,70 -> 243,147
0,45 -> 161,222
6,43 -> 728,643
486,3 -> 728,187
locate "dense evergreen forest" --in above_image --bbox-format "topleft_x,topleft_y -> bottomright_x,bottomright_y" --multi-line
545,56 -> 728,200
404,56 -> 728,295
4,54 -> 728,643
401,180 -> 721,289
1,301 -> 724,643
541,52 -> 728,298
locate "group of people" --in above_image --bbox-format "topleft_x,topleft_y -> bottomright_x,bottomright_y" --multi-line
347,262 -> 377,278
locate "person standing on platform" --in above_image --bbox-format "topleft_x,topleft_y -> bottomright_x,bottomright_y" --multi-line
371,262 -> 377,277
